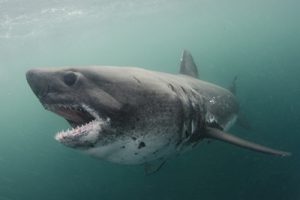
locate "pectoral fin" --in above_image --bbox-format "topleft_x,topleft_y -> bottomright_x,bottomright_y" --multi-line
204,127 -> 291,157
144,159 -> 167,175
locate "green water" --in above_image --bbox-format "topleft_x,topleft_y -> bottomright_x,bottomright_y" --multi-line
0,0 -> 299,199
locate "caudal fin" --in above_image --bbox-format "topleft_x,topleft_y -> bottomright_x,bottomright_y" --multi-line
204,127 -> 291,157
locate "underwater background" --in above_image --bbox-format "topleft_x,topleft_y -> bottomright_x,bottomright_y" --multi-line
0,0 -> 299,199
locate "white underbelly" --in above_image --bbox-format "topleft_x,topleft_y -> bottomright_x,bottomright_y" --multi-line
84,134 -> 178,165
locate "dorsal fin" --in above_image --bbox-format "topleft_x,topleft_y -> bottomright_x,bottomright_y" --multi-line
180,50 -> 199,78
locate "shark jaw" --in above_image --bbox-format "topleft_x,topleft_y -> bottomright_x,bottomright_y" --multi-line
43,103 -> 110,148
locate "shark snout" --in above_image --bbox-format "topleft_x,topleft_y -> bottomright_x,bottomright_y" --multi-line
26,69 -> 49,99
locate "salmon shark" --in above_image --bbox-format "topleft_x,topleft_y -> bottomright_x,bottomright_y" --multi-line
26,50 -> 290,173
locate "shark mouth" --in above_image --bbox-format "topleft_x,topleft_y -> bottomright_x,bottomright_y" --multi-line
44,103 -> 109,148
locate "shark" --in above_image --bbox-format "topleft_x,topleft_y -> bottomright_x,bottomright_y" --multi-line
26,50 -> 290,173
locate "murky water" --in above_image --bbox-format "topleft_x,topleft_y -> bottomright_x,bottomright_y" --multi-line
0,0 -> 299,199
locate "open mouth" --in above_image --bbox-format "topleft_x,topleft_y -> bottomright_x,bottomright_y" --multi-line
45,104 -> 97,128
44,103 -> 109,147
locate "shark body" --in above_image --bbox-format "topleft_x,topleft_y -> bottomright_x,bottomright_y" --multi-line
26,50 -> 290,172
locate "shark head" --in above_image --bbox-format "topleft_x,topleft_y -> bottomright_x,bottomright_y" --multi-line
26,67 -> 121,148
26,67 -> 183,164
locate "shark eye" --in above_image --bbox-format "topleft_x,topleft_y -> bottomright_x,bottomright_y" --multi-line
63,72 -> 77,86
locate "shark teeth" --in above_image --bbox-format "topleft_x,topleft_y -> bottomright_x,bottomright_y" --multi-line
54,104 -> 110,147
43,103 -> 110,147
55,119 -> 109,148
81,104 -> 101,121
56,120 -> 96,138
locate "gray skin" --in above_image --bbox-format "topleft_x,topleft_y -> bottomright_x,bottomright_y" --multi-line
26,51 -> 290,170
